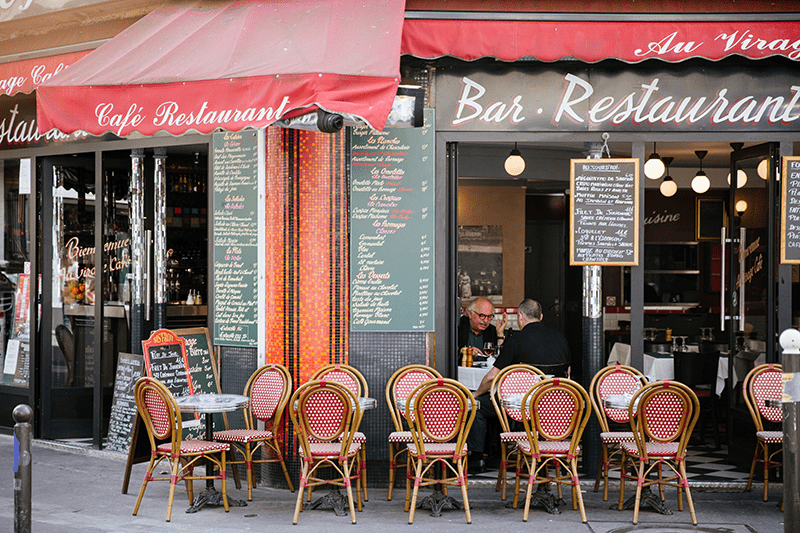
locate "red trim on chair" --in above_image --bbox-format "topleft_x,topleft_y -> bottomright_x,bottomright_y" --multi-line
637,478 -> 645,487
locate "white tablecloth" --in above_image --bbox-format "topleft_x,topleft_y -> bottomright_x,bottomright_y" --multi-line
457,365 -> 493,391
643,353 -> 730,396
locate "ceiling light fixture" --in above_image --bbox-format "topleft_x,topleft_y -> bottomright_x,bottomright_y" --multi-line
757,158 -> 769,180
728,143 -> 747,188
504,143 -> 525,176
660,156 -> 677,197
691,150 -> 710,194
736,199 -> 748,215
644,142 -> 665,179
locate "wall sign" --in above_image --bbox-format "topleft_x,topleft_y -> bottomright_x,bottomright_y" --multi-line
350,109 -> 435,331
212,131 -> 259,346
570,158 -> 639,266
781,156 -> 800,264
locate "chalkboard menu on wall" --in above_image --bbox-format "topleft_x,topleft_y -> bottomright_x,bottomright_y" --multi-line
212,131 -> 259,346
570,159 -> 639,266
350,109 -> 435,331
782,157 -> 800,264
106,353 -> 144,453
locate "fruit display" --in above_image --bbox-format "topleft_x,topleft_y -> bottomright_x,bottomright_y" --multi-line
64,279 -> 86,303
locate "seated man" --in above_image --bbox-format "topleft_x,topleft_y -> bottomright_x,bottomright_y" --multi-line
458,296 -> 507,361
467,299 -> 570,473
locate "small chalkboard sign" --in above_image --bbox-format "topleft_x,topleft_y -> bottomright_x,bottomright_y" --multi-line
781,156 -> 800,264
570,158 -> 639,266
173,327 -> 220,396
106,353 -> 144,453
141,329 -> 194,398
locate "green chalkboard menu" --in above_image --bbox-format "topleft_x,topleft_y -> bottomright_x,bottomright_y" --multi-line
212,131 -> 259,346
106,353 -> 144,453
142,329 -> 193,398
570,158 -> 639,266
782,157 -> 800,264
349,109 -> 435,331
172,327 -> 220,396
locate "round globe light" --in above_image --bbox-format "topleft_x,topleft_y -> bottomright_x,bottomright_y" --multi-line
757,159 -> 769,180
504,150 -> 525,176
644,154 -> 665,179
691,172 -> 710,194
727,168 -> 747,188
660,176 -> 677,197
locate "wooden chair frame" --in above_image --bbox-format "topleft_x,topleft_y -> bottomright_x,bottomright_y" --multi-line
132,377 -> 230,522
405,378 -> 476,524
311,363 -> 370,501
488,364 -> 545,500
742,363 -> 783,502
213,363 -> 294,500
289,379 -> 363,525
513,377 -> 591,523
588,364 -> 647,501
618,381 -> 700,525
384,364 -> 441,501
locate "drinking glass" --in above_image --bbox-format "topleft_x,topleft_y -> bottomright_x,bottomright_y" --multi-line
483,341 -> 497,357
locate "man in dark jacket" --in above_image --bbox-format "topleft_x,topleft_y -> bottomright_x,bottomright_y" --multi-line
457,296 -> 507,360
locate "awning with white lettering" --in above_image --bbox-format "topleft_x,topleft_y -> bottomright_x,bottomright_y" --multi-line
0,51 -> 92,97
36,0 -> 405,137
401,19 -> 800,63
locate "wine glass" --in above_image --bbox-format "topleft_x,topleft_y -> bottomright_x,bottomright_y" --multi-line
483,341 -> 497,357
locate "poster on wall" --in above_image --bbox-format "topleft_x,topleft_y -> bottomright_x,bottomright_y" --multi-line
349,109 -> 435,332
458,225 -> 503,305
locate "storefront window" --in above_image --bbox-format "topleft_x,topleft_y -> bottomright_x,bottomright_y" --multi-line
0,159 -> 31,387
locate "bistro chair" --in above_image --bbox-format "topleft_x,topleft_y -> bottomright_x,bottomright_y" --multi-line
589,364 -> 648,501
311,363 -> 370,501
384,364 -> 442,501
742,363 -> 783,502
618,381 -> 700,525
132,377 -> 230,522
513,377 -> 591,523
289,379 -> 363,525
489,363 -> 545,500
673,350 -> 721,449
212,363 -> 294,500
405,377 -> 476,524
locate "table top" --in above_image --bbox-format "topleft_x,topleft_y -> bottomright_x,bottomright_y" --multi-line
603,394 -> 639,411
174,393 -> 249,414
765,398 -> 785,409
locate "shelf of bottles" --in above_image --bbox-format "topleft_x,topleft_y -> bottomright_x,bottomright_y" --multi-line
166,161 -> 207,305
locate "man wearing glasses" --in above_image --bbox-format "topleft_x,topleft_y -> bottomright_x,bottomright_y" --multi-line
458,296 -> 508,359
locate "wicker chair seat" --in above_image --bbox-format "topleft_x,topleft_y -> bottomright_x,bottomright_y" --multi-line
600,431 -> 635,443
756,430 -> 783,444
407,442 -> 467,456
621,440 -> 679,458
517,439 -> 578,455
213,428 -> 273,444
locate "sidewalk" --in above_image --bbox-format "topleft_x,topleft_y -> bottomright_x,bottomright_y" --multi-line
0,434 -> 786,533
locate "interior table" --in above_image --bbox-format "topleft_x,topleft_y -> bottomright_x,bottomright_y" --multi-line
174,393 -> 250,513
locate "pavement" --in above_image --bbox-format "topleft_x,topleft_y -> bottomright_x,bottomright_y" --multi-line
0,434 -> 787,533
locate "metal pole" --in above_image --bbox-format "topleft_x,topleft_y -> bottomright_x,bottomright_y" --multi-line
153,148 -> 167,329
582,141 -> 604,476
779,328 -> 800,532
130,149 -> 145,354
13,404 -> 33,533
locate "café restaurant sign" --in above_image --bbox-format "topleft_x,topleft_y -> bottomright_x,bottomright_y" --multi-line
436,61 -> 800,132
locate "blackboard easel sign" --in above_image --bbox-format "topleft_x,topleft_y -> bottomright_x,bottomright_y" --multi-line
106,353 -> 144,454
781,156 -> 800,264
141,329 -> 194,398
570,158 -> 639,266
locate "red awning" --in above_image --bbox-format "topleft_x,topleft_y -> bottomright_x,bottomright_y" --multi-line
36,0 -> 405,137
0,51 -> 92,97
402,19 -> 800,63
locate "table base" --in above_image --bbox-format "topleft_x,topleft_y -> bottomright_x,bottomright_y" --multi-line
305,489 -> 353,517
507,485 -> 565,515
613,487 -> 672,515
416,489 -> 462,517
186,487 -> 247,514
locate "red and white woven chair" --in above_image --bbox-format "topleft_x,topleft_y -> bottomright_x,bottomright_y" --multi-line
132,377 -> 230,522
384,364 -> 442,501
513,377 -> 591,523
311,363 -> 370,501
405,378 -> 476,524
213,363 -> 294,500
589,364 -> 647,501
489,364 -> 545,500
742,363 -> 783,502
289,379 -> 363,525
618,380 -> 700,525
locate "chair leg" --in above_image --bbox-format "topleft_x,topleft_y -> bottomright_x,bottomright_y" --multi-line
746,445 -> 759,491
522,459 -> 535,522
408,458 -> 423,524
132,457 -> 157,516
343,460 -> 358,524
229,448 -> 242,491
293,462 -> 309,525
278,455 -> 295,492
459,458 -> 472,524
572,457 -> 587,523
220,452 -> 230,512
632,461 -> 643,525
360,447 -> 369,502
166,458 -> 181,522
763,441 -> 770,502
617,452 -> 627,512
512,453 -> 523,509
404,454 -> 412,512
496,442 -> 506,495
243,446 -> 254,501
388,442 -> 396,501
679,461 -> 697,525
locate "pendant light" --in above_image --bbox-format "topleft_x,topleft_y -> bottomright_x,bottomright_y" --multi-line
660,156 -> 677,197
691,150 -> 710,194
757,158 -> 769,180
504,143 -> 525,176
727,143 -> 747,188
644,142 -> 665,179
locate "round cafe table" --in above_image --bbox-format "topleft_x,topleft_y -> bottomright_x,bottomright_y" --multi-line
174,393 -> 250,513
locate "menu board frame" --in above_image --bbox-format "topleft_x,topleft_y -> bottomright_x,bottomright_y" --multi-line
569,158 -> 639,266
141,328 -> 194,398
781,156 -> 800,264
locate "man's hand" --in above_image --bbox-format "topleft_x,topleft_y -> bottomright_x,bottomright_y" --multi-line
497,310 -> 508,335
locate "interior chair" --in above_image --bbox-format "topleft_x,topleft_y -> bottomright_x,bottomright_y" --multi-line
289,379 -> 362,525
589,364 -> 648,501
673,350 -> 721,449
742,363 -> 783,502
513,377 -> 591,523
212,363 -> 294,500
405,377 -> 476,524
384,364 -> 442,501
488,363 -> 544,500
132,377 -> 230,522
618,380 -> 700,525
311,363 -> 370,501
54,324 -> 75,387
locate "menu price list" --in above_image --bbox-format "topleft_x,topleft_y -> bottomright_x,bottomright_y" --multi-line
782,157 -> 800,263
212,131 -> 258,345
570,159 -> 639,266
350,109 -> 434,332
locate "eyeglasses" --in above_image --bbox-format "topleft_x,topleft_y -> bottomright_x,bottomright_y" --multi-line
471,311 -> 494,321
